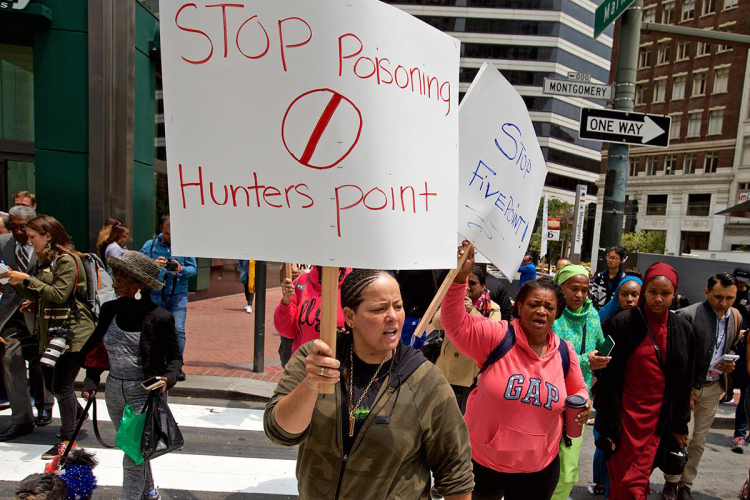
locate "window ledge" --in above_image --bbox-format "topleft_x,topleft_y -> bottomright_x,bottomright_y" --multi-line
691,94 -> 706,98
699,11 -> 716,17
723,5 -> 738,11
656,62 -> 671,67
695,53 -> 711,58
712,90 -> 728,95
707,131 -> 724,136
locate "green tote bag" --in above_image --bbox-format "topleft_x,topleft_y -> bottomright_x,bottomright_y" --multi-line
116,404 -> 147,465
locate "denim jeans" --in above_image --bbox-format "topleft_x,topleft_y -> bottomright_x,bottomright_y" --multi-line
151,292 -> 188,355
43,353 -> 82,441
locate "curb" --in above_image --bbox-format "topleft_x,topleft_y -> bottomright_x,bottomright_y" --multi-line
73,373 -> 276,403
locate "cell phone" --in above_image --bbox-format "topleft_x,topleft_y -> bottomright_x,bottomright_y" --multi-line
599,336 -> 615,357
141,376 -> 165,391
720,354 -> 740,363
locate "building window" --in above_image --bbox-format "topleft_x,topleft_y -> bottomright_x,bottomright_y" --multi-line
654,79 -> 667,102
713,67 -> 729,93
662,2 -> 675,23
670,115 -> 682,139
657,42 -> 671,65
638,48 -> 652,68
718,24 -> 735,52
704,152 -> 719,173
665,154 -> 678,175
0,44 -> 35,142
724,0 -> 738,9
681,0 -> 695,20
643,6 -> 657,22
687,112 -> 702,136
629,157 -> 639,176
687,193 -> 711,216
646,156 -> 658,176
708,109 -> 724,134
672,75 -> 686,99
635,84 -> 646,105
697,41 -> 711,57
647,194 -> 668,215
684,153 -> 698,173
692,71 -> 707,96
676,41 -> 691,60
701,0 -> 716,15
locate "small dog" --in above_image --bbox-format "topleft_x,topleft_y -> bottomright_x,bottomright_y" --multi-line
44,449 -> 98,500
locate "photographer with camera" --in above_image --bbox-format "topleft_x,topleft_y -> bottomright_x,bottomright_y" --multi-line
0,206 -> 56,442
0,215 -> 95,459
140,215 -> 196,361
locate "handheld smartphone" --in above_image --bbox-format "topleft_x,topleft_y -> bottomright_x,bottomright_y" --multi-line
720,354 -> 740,363
141,376 -> 165,391
599,336 -> 616,357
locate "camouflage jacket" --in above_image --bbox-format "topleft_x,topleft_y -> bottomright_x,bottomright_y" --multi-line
264,336 -> 474,499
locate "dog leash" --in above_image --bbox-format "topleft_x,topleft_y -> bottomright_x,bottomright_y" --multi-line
90,393 -> 116,449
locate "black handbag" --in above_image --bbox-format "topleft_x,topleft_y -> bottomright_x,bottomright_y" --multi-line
140,391 -> 184,460
420,330 -> 444,364
656,434 -> 690,476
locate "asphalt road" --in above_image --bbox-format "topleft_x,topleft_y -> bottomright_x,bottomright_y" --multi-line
1,397 -> 748,499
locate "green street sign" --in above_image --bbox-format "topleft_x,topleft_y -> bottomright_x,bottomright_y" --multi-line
594,0 -> 635,38
0,0 -> 31,10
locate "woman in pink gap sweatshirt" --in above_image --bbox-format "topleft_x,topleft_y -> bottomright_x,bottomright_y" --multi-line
440,244 -> 590,500
274,266 -> 352,355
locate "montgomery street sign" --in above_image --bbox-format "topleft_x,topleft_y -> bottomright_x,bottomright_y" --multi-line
594,0 -> 635,38
579,108 -> 671,147
543,78 -> 614,100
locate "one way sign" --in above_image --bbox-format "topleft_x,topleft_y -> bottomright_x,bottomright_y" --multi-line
579,108 -> 671,148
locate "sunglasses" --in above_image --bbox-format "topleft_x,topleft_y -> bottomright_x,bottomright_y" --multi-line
467,280 -> 480,287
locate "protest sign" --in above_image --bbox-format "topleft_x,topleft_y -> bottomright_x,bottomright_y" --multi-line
457,63 -> 547,280
158,0 -> 460,270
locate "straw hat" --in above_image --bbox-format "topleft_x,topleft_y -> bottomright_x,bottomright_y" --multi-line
107,251 -> 164,290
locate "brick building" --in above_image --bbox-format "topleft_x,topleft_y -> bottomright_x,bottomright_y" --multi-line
593,0 -> 749,256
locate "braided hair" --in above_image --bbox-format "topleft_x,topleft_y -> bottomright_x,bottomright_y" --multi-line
341,269 -> 392,312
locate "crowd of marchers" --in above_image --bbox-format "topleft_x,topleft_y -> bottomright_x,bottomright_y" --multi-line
264,243 -> 750,500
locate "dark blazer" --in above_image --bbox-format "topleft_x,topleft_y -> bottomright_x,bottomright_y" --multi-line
593,307 -> 695,458
0,233 -> 37,332
676,301 -> 740,391
81,297 -> 183,392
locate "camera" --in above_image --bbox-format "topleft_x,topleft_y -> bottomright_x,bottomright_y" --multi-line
165,259 -> 179,272
41,327 -> 75,368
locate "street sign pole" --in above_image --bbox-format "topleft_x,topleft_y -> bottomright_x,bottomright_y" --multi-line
571,184 -> 587,264
600,0 -> 643,257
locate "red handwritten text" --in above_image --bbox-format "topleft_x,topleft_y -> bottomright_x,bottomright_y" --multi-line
178,164 -> 314,210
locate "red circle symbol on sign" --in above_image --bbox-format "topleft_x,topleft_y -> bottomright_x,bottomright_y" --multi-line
281,88 -> 363,170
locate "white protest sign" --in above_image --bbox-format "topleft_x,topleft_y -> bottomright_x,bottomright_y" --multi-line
159,0 -> 459,269
458,63 -> 547,280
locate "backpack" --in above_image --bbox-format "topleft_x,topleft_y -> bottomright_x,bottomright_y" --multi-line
470,323 -> 571,391
79,253 -> 116,320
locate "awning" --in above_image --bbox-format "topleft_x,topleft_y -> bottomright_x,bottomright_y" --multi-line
716,199 -> 750,218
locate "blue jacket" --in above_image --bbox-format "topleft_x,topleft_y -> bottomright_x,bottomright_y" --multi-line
518,263 -> 537,286
139,234 -> 197,297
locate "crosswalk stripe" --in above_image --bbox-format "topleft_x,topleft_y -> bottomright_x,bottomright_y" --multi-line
0,442 -> 298,495
0,399 -> 266,432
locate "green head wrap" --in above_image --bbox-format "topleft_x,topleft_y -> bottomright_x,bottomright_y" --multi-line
554,264 -> 589,285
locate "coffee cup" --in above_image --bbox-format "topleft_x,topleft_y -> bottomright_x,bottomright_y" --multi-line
564,395 -> 587,439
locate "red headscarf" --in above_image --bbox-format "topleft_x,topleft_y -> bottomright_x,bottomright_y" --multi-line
638,262 -> 679,308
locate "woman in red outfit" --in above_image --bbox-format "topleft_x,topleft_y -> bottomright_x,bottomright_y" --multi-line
593,263 -> 695,500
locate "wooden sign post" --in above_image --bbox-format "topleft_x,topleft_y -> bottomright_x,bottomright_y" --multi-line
319,267 -> 340,394
411,243 -> 472,344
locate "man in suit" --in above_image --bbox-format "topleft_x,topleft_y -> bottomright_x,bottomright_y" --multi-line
662,272 -> 742,500
0,205 -> 53,441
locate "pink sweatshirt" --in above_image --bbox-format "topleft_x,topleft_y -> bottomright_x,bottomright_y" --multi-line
441,282 -> 588,474
273,267 -> 352,354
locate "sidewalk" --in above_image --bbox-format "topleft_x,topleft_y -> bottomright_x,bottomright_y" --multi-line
75,288 -> 286,401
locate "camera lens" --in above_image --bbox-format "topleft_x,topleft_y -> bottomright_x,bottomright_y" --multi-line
40,336 -> 69,368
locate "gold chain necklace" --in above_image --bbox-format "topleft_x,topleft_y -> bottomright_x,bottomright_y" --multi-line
347,345 -> 394,437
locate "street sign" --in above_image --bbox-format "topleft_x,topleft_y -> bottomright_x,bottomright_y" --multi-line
567,72 -> 591,82
594,0 -> 635,38
572,185 -> 587,259
546,217 -> 560,241
543,78 -> 613,100
579,108 -> 671,148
